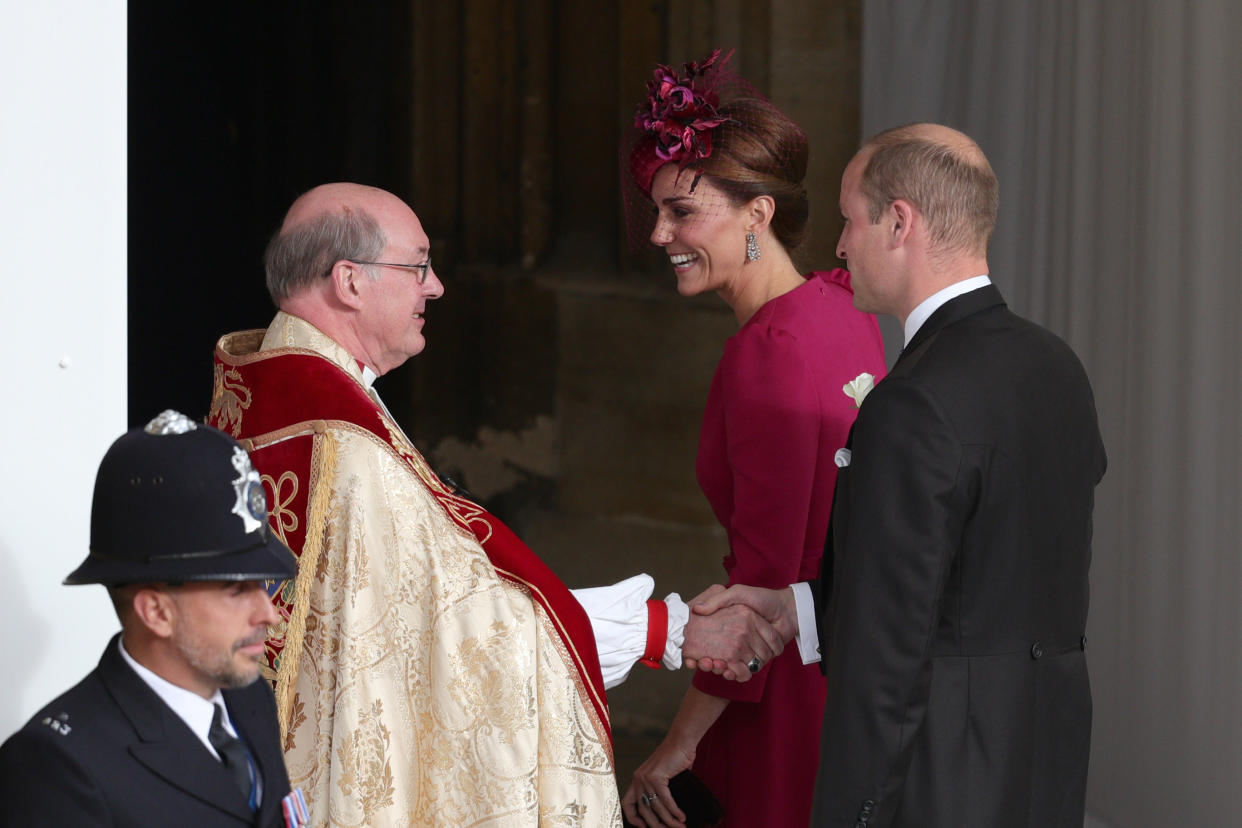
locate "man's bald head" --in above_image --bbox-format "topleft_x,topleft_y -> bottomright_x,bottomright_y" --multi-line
280,183 -> 413,233
856,122 -> 998,258
264,183 -> 418,304
262,183 -> 442,374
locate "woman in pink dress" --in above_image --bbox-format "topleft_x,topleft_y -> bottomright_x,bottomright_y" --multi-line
621,51 -> 887,828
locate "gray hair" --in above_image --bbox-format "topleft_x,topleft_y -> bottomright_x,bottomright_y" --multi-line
264,207 -> 387,303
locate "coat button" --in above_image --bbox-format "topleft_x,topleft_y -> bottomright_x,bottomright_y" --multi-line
1080,635 -> 1088,650
1030,642 -> 1043,659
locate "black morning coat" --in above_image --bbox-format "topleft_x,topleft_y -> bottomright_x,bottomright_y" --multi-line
0,633 -> 293,827
812,285 -> 1107,827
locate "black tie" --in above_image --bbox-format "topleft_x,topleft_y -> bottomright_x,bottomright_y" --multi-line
208,704 -> 254,807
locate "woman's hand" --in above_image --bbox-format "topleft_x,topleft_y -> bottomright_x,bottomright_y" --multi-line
622,686 -> 728,826
621,737 -> 695,827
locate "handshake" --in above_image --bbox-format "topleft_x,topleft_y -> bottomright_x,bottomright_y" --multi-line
678,584 -> 800,681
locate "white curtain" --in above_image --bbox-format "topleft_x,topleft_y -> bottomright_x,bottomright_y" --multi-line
861,2 -> 1242,826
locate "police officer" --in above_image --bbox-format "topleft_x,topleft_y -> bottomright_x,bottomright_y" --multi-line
0,411 -> 305,827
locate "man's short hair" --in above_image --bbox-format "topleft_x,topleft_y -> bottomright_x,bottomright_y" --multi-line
860,125 -> 998,257
264,207 -> 386,303
105,582 -> 182,624
106,584 -> 132,622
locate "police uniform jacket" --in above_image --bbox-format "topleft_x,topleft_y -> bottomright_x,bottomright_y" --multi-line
0,633 -> 292,827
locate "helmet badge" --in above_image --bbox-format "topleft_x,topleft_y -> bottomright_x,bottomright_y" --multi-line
229,446 -> 266,534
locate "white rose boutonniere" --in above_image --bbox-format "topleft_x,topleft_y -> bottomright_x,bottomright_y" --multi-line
843,372 -> 875,408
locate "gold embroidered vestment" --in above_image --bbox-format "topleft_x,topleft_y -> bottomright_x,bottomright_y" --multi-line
210,313 -> 620,827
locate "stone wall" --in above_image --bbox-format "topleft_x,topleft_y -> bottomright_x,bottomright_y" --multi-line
395,0 -> 864,782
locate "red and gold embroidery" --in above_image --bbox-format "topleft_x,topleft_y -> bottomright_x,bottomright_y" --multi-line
377,412 -> 495,544
210,363 -> 252,436
262,470 -> 300,546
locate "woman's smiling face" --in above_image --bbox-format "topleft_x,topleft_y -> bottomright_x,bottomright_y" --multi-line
648,164 -> 752,297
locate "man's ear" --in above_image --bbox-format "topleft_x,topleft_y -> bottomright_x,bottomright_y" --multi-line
328,260 -> 366,310
746,194 -> 776,236
889,199 -> 916,248
130,587 -> 177,640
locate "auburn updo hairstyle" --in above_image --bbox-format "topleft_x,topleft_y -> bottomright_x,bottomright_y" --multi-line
700,96 -> 810,251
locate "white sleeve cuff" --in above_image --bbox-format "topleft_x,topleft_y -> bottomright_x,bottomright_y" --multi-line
790,581 -> 821,664
661,592 -> 690,670
572,574 -> 655,690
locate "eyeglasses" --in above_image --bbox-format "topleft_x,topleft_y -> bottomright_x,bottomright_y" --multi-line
338,258 -> 433,284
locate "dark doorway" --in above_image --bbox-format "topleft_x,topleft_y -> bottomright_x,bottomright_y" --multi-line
127,2 -> 414,425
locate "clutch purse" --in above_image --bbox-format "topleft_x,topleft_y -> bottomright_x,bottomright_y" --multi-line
623,770 -> 724,828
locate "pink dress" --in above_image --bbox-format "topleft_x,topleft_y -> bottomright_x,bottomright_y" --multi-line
690,269 -> 886,827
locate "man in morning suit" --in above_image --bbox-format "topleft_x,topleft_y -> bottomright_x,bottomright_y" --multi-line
693,123 -> 1107,827
0,411 -> 304,827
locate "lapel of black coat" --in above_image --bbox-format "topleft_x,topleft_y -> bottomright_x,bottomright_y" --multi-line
892,283 -> 1007,373
816,284 -> 1008,667
834,285 -> 1006,454
225,681 -> 289,825
98,634 -> 257,823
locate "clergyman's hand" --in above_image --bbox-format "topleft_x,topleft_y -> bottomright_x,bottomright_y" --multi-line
688,585 -> 798,680
680,601 -> 782,683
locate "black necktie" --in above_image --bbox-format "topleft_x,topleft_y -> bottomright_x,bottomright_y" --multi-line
208,703 -> 255,808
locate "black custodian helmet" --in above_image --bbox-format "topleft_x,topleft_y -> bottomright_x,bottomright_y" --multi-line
63,410 -> 297,586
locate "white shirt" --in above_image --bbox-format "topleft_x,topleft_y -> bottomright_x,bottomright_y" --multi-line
117,637 -> 237,758
790,276 -> 992,663
903,275 -> 992,346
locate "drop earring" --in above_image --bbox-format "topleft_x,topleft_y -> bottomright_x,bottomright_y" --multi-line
746,232 -> 761,262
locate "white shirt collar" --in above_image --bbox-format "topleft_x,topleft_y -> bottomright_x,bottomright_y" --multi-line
903,275 -> 992,345
118,636 -> 235,757
360,364 -> 379,390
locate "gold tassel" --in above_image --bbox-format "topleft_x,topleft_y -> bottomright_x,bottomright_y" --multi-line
275,424 -> 336,740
